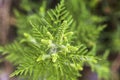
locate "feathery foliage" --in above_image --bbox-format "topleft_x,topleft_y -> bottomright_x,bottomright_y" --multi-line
0,0 -> 111,80
0,0 -> 100,80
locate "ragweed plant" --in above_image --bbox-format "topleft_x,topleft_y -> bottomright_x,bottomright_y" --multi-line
0,0 -> 99,80
0,0 -> 110,80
